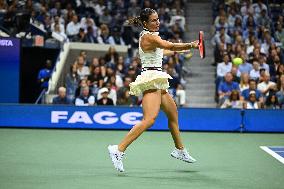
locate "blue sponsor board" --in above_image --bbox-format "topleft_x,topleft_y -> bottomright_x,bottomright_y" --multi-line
0,38 -> 20,103
0,105 -> 283,132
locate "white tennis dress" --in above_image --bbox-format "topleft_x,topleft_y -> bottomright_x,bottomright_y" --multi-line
129,30 -> 172,96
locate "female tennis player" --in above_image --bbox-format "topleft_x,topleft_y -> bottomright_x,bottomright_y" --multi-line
108,8 -> 199,172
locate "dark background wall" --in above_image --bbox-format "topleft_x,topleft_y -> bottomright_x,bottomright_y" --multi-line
20,47 -> 59,103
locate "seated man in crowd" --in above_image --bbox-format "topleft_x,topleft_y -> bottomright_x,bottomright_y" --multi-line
75,86 -> 95,106
216,53 -> 232,88
257,72 -> 277,99
241,79 -> 263,102
218,72 -> 240,106
52,87 -> 72,105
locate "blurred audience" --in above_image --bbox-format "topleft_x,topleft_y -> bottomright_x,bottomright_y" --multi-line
212,0 -> 284,109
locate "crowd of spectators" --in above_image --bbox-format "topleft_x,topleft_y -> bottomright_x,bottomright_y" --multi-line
12,0 -> 189,106
212,0 -> 284,109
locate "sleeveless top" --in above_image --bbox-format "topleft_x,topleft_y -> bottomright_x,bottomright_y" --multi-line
246,102 -> 259,109
139,30 -> 163,69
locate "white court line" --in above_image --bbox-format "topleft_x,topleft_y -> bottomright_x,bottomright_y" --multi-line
260,146 -> 284,165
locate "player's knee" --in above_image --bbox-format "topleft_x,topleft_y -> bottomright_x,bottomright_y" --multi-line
144,116 -> 157,128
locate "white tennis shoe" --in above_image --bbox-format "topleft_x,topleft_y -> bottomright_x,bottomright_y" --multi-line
108,145 -> 125,172
171,147 -> 196,163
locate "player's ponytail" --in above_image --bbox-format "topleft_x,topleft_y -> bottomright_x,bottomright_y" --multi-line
126,16 -> 142,27
126,8 -> 157,27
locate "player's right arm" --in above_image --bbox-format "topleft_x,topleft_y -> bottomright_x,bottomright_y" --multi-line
142,34 -> 198,52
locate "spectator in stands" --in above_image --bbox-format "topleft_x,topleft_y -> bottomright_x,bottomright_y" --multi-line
52,87 -> 72,104
87,66 -> 103,97
215,15 -> 229,34
81,17 -> 98,37
246,37 -> 259,55
110,26 -> 125,45
259,68 -> 267,83
218,72 -> 240,106
267,48 -> 278,65
84,26 -> 98,43
99,9 -> 112,25
167,66 -> 181,98
168,9 -> 185,31
261,31 -> 275,55
116,55 -> 126,77
108,75 -> 118,91
265,93 -> 280,109
103,66 -> 115,84
49,2 -> 62,17
228,7 -> 241,30
276,64 -> 284,82
96,87 -> 114,106
94,0 -> 106,16
258,55 -> 270,73
53,23 -> 68,42
243,90 -> 262,109
249,60 -> 260,81
214,9 -> 227,29
51,16 -> 65,33
216,53 -> 232,88
114,70 -> 123,89
240,0 -> 254,17
97,82 -> 117,105
220,90 -> 242,109
75,79 -> 89,98
98,57 -> 107,77
127,0 -> 140,17
231,66 -> 240,83
97,24 -> 115,45
79,50 -> 90,66
73,28 -> 86,42
125,65 -> 137,82
269,55 -> 282,80
241,79 -> 263,102
257,72 -> 277,98
239,73 -> 250,92
38,59 -> 52,89
76,55 -> 90,80
275,23 -> 284,47
212,27 -> 231,46
75,86 -> 95,106
105,46 -> 119,68
66,63 -> 80,100
89,57 -> 100,69
276,74 -> 284,108
249,47 -> 262,63
175,84 -> 186,107
230,17 -> 243,36
117,76 -> 138,106
238,53 -> 253,74
117,89 -> 134,106
256,9 -> 271,31
66,15 -> 81,38
252,0 -> 267,19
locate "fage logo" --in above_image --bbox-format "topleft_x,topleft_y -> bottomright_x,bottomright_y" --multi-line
51,111 -> 143,125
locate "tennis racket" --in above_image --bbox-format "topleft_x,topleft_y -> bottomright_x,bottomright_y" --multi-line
198,31 -> 205,59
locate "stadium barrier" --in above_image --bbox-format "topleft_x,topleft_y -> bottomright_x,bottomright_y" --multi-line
0,104 -> 283,132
